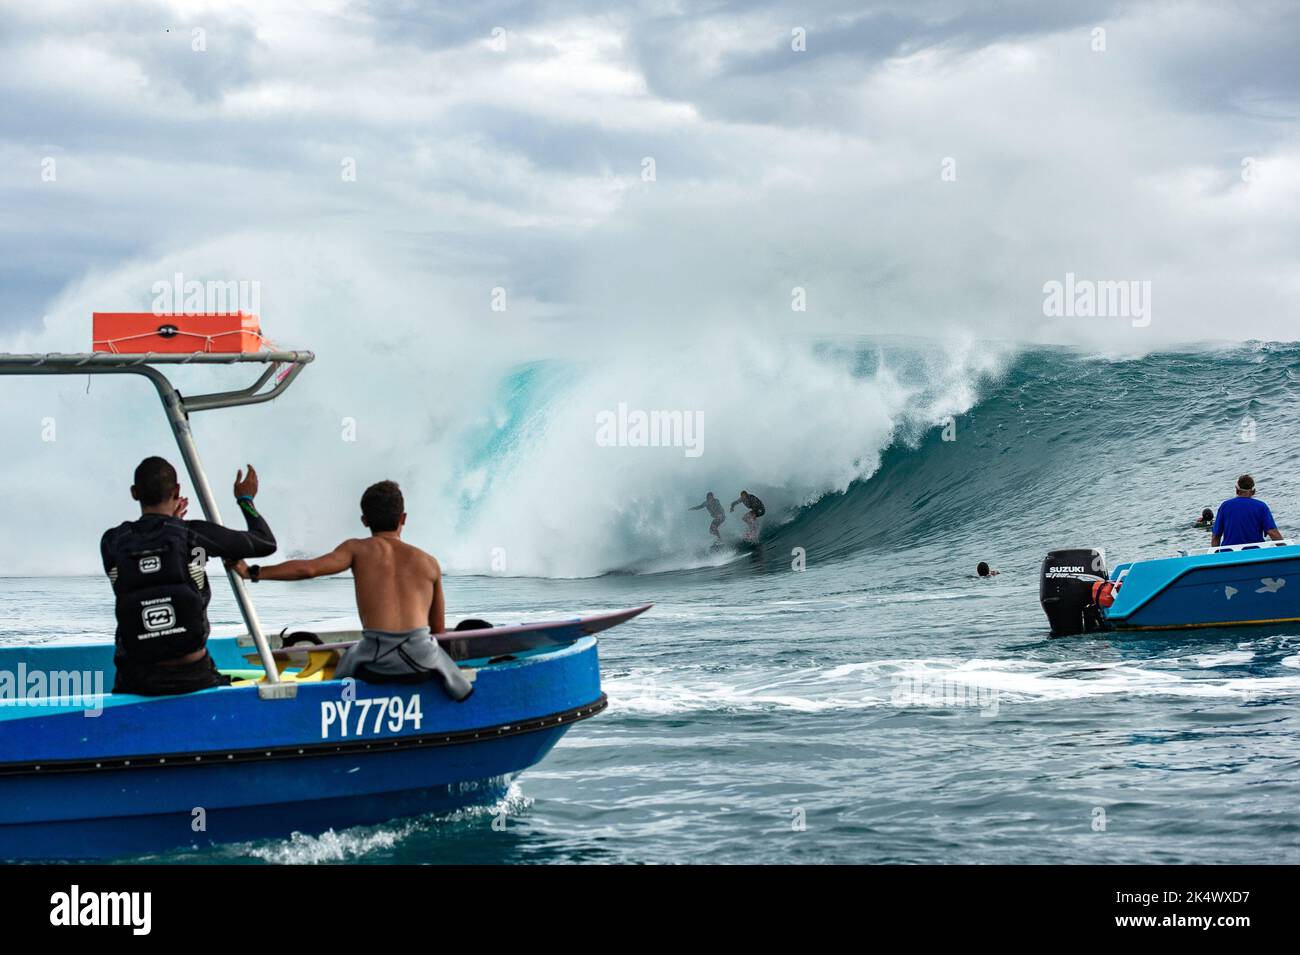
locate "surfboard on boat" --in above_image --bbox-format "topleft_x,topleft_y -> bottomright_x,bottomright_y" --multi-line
438,604 -> 651,660
259,603 -> 652,667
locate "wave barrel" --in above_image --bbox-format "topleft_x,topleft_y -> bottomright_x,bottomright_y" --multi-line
1039,548 -> 1109,636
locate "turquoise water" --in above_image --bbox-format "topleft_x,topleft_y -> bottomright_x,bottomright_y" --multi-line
4,344 -> 1300,863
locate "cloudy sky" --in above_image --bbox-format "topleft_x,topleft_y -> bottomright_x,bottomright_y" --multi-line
1,0 -> 1297,350
0,1 -> 1298,575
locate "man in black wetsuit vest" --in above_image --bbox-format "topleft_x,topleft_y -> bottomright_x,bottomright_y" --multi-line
101,456 -> 277,696
730,490 -> 765,542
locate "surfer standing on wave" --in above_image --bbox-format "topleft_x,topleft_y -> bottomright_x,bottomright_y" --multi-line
689,492 -> 726,543
730,490 -> 765,543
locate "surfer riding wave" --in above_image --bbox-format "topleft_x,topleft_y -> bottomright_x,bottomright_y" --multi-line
689,492 -> 726,543
730,490 -> 765,543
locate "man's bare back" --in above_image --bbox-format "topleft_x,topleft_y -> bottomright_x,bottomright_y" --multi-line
343,534 -> 445,633
232,530 -> 447,633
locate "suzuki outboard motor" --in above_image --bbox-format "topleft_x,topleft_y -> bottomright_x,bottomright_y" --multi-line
1040,548 -> 1109,636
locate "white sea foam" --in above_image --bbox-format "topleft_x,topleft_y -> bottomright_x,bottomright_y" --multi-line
241,780 -> 529,864
1187,651 -> 1255,668
437,336 -> 1009,577
603,657 -> 1300,715
246,818 -> 424,865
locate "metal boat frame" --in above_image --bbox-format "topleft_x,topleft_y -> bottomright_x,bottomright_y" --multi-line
0,350 -> 315,699
0,346 -> 636,859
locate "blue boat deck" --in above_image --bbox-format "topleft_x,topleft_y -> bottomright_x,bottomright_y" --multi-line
1105,542 -> 1300,630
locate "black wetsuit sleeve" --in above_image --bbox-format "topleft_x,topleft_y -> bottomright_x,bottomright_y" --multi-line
688,502 -> 705,510
100,528 -> 115,574
187,497 -> 277,560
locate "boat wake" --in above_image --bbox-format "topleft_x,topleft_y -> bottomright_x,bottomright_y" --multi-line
230,780 -> 532,864
603,654 -> 1300,716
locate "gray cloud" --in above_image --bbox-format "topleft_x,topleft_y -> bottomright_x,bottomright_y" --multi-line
0,0 -> 1296,348
3,0 -> 1300,575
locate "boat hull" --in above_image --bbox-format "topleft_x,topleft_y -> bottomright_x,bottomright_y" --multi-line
0,728 -> 568,859
0,637 -> 603,860
1104,545 -> 1300,631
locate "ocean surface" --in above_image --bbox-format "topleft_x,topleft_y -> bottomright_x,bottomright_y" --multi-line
4,343 -> 1300,863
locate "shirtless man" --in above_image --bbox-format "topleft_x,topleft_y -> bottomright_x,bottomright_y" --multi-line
228,480 -> 472,700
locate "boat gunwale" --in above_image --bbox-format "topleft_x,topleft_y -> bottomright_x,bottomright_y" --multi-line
0,694 -> 607,778
1105,545 -> 1300,620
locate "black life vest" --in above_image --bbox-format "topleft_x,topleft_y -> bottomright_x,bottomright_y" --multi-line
106,517 -> 209,663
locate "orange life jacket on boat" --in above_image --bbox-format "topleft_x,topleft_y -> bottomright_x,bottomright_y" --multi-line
1091,579 -> 1118,609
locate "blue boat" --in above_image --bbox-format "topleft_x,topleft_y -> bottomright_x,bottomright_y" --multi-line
1106,541 -> 1300,630
0,347 -> 644,860
1040,541 -> 1300,634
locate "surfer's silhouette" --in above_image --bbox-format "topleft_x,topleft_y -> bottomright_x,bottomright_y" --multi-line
730,490 -> 765,543
689,492 -> 726,543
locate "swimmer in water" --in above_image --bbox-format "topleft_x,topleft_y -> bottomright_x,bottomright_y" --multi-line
689,492 -> 726,542
1194,507 -> 1214,529
730,490 -> 765,543
976,561 -> 999,578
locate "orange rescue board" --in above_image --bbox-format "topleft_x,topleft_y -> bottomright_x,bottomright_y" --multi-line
92,312 -> 264,354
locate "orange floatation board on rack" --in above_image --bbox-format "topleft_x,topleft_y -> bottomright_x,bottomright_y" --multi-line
92,311 -> 265,354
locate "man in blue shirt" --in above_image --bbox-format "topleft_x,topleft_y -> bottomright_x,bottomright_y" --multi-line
1211,474 -> 1283,547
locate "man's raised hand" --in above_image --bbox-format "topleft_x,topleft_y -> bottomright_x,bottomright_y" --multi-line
234,464 -> 259,499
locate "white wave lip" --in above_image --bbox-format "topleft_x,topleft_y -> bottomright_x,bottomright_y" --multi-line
442,335 -> 1008,577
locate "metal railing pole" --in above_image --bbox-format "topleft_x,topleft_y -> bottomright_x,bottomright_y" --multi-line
156,385 -> 295,700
